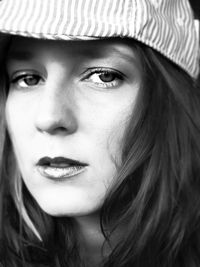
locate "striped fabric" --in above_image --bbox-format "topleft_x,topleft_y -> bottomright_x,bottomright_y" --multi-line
0,0 -> 199,78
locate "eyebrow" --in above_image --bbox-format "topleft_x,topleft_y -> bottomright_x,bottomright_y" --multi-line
104,47 -> 138,65
6,46 -> 138,65
7,51 -> 35,62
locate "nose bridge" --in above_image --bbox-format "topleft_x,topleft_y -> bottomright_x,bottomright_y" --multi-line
42,86 -> 66,115
35,78 -> 77,134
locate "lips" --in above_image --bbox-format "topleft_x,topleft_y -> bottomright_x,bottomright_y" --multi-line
36,157 -> 88,179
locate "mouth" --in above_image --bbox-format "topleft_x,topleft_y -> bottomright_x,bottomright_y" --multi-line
36,157 -> 88,180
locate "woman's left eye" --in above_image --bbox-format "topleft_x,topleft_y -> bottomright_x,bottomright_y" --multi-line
82,68 -> 124,88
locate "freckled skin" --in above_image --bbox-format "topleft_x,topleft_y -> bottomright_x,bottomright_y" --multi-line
5,37 -> 142,217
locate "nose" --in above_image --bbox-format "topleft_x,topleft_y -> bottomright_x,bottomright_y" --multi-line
35,87 -> 78,135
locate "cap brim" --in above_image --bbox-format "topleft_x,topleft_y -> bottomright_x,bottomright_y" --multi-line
0,29 -> 100,41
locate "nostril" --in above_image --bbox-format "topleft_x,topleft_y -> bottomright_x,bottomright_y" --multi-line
58,126 -> 68,132
43,125 -> 68,134
50,126 -> 70,135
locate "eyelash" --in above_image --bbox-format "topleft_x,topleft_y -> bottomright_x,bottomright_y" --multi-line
81,68 -> 124,88
10,68 -> 124,89
11,73 -> 44,88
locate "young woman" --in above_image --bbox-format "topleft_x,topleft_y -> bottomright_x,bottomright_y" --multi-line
0,0 -> 199,266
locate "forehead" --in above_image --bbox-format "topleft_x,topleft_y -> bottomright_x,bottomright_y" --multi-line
7,36 -> 139,63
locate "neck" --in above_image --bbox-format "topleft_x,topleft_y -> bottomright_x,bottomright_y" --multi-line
74,214 -> 111,267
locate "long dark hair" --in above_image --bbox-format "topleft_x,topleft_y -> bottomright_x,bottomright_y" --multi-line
0,38 -> 200,267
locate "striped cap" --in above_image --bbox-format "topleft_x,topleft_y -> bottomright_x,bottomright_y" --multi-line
0,0 -> 199,78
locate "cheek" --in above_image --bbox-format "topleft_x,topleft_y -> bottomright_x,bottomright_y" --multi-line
91,105 -> 133,166
5,94 -> 34,167
6,92 -> 32,131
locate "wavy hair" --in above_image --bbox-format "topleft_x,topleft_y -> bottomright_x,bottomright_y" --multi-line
0,37 -> 200,267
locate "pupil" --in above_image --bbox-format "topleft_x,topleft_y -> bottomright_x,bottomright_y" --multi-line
25,76 -> 38,85
99,72 -> 115,82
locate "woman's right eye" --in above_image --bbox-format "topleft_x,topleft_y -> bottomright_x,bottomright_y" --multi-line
11,73 -> 44,88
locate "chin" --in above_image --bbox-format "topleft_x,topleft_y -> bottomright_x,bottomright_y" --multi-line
35,196 -> 103,218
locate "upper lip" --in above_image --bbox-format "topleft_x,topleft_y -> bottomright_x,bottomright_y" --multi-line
36,157 -> 88,167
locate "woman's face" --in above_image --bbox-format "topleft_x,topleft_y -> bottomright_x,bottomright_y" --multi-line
5,37 -> 141,217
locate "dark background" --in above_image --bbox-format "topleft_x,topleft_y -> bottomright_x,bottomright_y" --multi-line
189,0 -> 200,18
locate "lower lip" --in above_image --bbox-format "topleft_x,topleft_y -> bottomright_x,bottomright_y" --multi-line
36,165 -> 87,180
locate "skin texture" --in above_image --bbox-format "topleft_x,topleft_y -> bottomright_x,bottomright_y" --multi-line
5,37 -> 141,217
